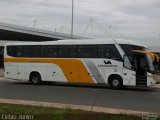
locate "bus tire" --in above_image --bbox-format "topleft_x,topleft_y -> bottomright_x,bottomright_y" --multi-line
109,75 -> 123,89
29,72 -> 41,85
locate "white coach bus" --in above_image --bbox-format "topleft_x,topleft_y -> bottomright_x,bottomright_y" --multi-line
4,39 -> 156,88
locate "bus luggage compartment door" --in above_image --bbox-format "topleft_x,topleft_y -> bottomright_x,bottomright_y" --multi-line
47,67 -> 63,82
17,66 -> 25,80
5,65 -> 17,79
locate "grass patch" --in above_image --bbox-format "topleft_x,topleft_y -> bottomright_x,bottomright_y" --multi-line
0,103 -> 156,120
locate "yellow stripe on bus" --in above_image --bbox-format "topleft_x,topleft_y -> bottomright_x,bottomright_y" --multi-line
4,58 -> 94,84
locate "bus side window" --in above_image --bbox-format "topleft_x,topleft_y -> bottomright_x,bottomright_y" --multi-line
7,46 -> 16,57
78,45 -> 97,58
34,46 -> 41,57
98,44 -> 122,61
16,46 -> 23,57
60,45 -> 78,58
23,45 -> 41,57
23,46 -> 33,57
41,45 -> 59,58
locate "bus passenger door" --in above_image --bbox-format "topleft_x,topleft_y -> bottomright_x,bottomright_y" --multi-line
134,54 -> 147,86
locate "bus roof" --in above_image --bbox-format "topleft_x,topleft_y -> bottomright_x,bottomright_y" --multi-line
5,38 -> 146,47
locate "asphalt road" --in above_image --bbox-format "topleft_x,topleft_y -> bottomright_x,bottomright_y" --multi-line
0,80 -> 160,113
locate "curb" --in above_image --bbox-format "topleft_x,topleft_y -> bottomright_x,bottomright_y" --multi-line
0,98 -> 159,116
151,84 -> 160,89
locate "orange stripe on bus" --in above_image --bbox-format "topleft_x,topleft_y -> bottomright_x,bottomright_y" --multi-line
4,58 -> 94,84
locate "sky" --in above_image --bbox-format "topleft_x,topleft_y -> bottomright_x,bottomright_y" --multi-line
0,0 -> 160,47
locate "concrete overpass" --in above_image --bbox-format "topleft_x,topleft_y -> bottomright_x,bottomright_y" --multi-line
0,22 -> 86,41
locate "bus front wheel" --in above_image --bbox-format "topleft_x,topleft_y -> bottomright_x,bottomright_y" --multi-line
29,72 -> 41,85
109,76 -> 123,89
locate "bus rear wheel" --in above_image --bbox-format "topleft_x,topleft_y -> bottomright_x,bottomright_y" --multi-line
109,76 -> 123,89
29,73 -> 41,85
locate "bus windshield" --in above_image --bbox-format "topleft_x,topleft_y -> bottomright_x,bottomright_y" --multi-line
119,44 -> 148,54
124,53 -> 154,74
120,44 -> 154,73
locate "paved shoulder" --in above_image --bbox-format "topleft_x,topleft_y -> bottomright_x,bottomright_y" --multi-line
0,77 -> 5,81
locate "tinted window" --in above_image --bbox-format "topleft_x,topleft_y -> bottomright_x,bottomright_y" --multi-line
59,45 -> 77,58
23,45 -> 41,57
78,45 -> 97,58
7,46 -> 16,57
98,45 -> 122,60
7,45 -> 41,57
0,47 -> 4,56
120,44 -> 148,66
6,44 -> 121,60
16,46 -> 23,57
34,46 -> 41,57
41,45 -> 58,58
120,44 -> 147,56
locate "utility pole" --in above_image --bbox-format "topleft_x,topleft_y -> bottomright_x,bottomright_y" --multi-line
54,28 -> 57,41
33,19 -> 36,28
71,0 -> 74,39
